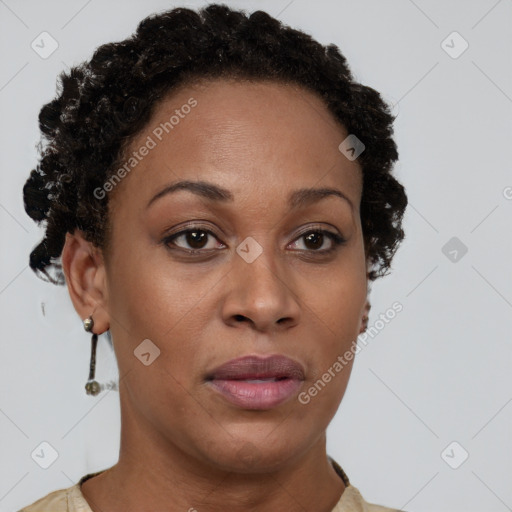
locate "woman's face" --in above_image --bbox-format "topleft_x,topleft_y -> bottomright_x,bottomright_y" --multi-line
97,79 -> 368,471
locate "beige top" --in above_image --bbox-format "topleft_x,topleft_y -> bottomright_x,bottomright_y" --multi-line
17,459 -> 404,512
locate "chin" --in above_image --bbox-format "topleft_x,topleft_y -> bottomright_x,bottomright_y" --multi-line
197,424 -> 314,474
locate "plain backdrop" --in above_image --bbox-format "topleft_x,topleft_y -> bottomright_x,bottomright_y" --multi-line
1,1 -> 511,511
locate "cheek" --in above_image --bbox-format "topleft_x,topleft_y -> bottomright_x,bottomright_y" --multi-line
297,359 -> 354,433
298,262 -> 365,400
304,264 -> 366,339
106,259 -> 217,393
108,253 -> 202,335
107,266 -> 205,427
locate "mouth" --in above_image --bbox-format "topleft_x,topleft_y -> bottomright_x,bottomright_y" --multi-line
205,354 -> 305,410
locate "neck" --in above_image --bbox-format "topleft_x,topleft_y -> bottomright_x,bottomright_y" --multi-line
81,393 -> 346,512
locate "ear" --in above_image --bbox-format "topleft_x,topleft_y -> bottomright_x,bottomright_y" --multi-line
61,230 -> 110,334
358,268 -> 371,334
358,299 -> 371,334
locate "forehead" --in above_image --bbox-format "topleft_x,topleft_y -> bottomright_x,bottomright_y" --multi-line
110,78 -> 362,212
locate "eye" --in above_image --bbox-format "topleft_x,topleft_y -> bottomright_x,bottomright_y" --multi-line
163,227 -> 225,253
162,225 -> 346,256
288,229 -> 346,253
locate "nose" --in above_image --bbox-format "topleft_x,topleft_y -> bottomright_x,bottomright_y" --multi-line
221,244 -> 301,333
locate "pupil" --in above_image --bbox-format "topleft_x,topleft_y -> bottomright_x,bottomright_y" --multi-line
305,232 -> 322,250
187,230 -> 207,249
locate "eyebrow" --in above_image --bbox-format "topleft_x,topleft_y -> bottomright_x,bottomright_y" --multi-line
146,180 -> 354,211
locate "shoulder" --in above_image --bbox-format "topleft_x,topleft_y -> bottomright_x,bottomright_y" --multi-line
334,484 -> 405,512
16,482 -> 90,512
17,486 -> 71,512
17,469 -> 108,511
329,458 -> 404,512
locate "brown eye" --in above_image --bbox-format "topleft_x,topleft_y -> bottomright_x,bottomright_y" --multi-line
182,230 -> 209,249
303,232 -> 324,250
289,230 -> 346,253
163,227 -> 225,253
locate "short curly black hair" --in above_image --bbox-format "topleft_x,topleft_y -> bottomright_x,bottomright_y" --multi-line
23,3 -> 407,285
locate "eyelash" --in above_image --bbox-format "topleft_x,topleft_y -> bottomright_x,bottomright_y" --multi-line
161,225 -> 346,256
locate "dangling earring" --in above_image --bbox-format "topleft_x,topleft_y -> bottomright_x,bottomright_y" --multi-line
83,316 -> 119,396
83,315 -> 101,396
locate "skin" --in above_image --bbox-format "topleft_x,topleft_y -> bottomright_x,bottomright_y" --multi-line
62,78 -> 370,512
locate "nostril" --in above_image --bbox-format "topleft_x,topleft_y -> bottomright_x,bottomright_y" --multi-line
234,314 -> 246,322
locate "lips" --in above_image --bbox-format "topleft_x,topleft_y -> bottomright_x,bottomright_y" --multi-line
206,355 -> 305,410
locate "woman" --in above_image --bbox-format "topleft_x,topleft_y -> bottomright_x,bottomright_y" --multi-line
19,4 -> 407,511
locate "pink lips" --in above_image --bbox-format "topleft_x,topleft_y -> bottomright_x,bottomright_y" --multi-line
206,355 -> 305,410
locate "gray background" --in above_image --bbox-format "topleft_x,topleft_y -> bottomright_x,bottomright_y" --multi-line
1,1 -> 511,511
